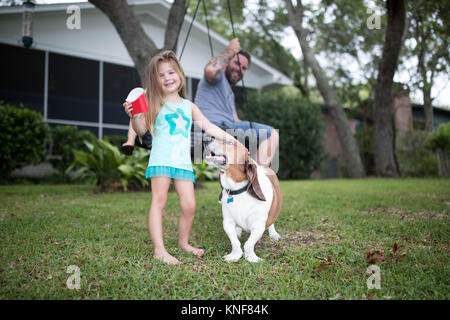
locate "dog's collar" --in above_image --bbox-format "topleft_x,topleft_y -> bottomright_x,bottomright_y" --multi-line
224,183 -> 249,197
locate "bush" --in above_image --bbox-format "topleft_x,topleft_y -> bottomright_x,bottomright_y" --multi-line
50,125 -> 96,176
193,160 -> 217,188
103,135 -> 127,149
355,124 -> 375,176
427,123 -> 450,177
427,123 -> 450,153
0,103 -> 51,182
396,130 -> 438,177
66,138 -> 149,191
244,87 -> 325,179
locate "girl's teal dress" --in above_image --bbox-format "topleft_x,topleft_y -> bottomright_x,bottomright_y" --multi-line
145,98 -> 195,183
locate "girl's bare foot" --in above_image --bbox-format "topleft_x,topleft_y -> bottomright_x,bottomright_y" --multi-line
179,244 -> 205,258
153,249 -> 181,265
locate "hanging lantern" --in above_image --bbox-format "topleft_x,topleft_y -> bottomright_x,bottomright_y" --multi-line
22,0 -> 35,48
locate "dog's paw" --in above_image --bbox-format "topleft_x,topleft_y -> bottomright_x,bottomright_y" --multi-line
223,251 -> 243,262
245,254 -> 263,263
268,225 -> 281,241
269,231 -> 281,241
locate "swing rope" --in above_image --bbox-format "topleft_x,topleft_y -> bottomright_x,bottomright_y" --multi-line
178,0 -> 201,61
178,0 -> 253,129
201,0 -> 214,57
226,0 -> 253,129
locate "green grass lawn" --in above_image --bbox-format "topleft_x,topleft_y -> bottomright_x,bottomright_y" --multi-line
0,179 -> 449,299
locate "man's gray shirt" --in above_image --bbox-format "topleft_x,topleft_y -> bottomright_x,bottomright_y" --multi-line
194,70 -> 236,125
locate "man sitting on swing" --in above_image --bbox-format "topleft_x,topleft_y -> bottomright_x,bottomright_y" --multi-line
122,38 -> 278,168
195,38 -> 278,167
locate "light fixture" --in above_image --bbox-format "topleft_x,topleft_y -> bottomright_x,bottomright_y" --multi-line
22,0 -> 35,48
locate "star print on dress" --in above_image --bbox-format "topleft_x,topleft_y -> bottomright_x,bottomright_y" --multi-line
165,108 -> 190,137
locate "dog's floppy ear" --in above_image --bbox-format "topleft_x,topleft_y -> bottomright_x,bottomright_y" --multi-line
246,156 -> 266,202
218,171 -> 223,202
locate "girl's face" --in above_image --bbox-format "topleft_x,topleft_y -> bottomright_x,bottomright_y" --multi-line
158,61 -> 181,96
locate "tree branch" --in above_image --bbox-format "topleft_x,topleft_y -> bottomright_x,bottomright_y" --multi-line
164,0 -> 187,51
400,0 -> 425,47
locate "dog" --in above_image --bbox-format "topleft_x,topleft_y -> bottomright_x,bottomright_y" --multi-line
205,137 -> 282,262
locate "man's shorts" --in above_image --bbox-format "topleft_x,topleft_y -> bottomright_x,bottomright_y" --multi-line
219,120 -> 273,143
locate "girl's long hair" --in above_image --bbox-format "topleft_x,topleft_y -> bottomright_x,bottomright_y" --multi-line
144,50 -> 187,136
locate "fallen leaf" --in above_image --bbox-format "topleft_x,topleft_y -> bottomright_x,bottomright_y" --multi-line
366,250 -> 385,265
314,262 -> 329,273
393,242 -> 403,254
313,256 -> 337,272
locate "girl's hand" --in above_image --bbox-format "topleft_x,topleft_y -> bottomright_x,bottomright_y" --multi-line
123,101 -> 133,118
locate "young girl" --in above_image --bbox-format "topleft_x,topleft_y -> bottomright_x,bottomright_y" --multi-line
123,50 -> 235,265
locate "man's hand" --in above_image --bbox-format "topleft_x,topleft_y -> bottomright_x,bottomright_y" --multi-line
227,38 -> 240,55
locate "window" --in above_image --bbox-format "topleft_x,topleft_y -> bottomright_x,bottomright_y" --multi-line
103,127 -> 128,138
0,43 -> 44,113
48,123 -> 98,137
48,52 -> 99,122
103,62 -> 140,125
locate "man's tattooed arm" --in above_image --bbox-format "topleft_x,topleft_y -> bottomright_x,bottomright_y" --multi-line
204,48 -> 235,83
204,38 -> 240,84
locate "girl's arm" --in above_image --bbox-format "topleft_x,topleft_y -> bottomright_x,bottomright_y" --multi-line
191,102 -> 235,142
123,101 -> 148,136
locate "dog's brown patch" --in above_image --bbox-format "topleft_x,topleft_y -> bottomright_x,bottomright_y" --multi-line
225,164 -> 247,183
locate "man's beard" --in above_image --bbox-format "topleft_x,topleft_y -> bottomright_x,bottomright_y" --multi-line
225,66 -> 241,86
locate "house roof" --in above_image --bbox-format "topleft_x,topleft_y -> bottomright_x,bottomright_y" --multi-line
412,104 -> 450,116
0,0 -> 293,89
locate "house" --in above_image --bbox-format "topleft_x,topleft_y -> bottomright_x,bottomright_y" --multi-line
320,95 -> 450,178
0,0 -> 293,139
411,104 -> 450,131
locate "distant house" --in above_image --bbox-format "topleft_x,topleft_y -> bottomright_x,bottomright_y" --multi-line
320,96 -> 450,178
411,104 -> 450,130
0,0 -> 292,138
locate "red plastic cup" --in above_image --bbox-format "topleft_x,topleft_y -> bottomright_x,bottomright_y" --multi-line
126,87 -> 148,118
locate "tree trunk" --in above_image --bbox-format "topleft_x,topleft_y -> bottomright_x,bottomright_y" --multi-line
373,0 -> 405,177
164,0 -> 188,51
423,87 -> 434,131
89,0 -> 186,84
284,0 -> 365,178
